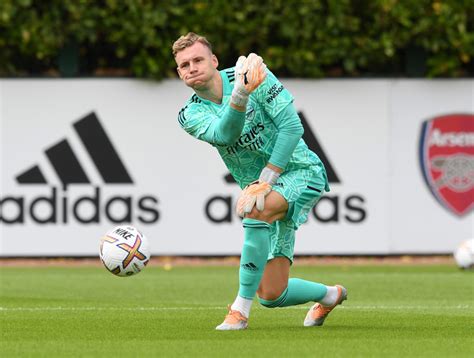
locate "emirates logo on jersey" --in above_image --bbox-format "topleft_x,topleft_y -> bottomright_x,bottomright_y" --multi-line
226,123 -> 265,155
419,113 -> 474,216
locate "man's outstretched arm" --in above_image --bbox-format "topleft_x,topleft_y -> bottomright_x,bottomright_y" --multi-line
211,54 -> 267,145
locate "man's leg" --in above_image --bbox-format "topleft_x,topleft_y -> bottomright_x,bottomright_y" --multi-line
261,167 -> 347,326
257,222 -> 347,327
257,257 -> 343,308
216,192 -> 287,331
215,218 -> 271,330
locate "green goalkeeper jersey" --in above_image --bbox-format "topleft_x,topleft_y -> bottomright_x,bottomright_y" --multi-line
178,67 -> 322,187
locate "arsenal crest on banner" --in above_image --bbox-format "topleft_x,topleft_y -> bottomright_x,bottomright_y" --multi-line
419,114 -> 474,216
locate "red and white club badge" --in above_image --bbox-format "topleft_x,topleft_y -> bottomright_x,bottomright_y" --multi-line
419,114 -> 474,216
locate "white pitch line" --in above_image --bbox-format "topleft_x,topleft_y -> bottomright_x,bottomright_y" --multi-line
0,305 -> 471,312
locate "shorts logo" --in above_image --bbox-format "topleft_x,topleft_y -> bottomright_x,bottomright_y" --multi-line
419,114 -> 474,216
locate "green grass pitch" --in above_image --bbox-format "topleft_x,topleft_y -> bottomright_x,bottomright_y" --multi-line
0,263 -> 473,357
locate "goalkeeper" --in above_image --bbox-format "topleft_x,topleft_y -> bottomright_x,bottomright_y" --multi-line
173,32 -> 347,330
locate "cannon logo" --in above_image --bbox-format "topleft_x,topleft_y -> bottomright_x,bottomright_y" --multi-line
419,113 -> 474,216
1,112 -> 160,224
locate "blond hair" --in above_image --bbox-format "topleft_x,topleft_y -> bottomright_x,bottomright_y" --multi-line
172,32 -> 213,57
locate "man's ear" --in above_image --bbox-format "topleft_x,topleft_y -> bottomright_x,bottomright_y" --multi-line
176,67 -> 183,79
212,54 -> 218,69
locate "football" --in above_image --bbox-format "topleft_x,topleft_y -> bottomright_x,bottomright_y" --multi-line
453,239 -> 474,270
99,225 -> 151,276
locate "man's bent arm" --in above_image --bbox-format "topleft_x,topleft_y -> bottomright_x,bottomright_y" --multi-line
205,105 -> 246,146
267,103 -> 304,170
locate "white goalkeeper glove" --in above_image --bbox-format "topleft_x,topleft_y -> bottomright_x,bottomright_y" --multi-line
231,53 -> 267,107
236,167 -> 280,217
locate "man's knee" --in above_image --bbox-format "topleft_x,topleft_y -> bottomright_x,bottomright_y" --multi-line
245,209 -> 272,223
257,283 -> 287,301
258,286 -> 288,308
258,288 -> 283,301
245,206 -> 285,224
243,190 -> 288,223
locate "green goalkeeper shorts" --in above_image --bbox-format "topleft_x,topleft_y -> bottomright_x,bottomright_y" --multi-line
268,164 -> 329,263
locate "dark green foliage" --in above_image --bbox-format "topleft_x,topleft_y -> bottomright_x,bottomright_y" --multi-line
0,0 -> 473,78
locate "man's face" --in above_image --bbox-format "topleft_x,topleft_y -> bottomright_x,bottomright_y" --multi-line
175,42 -> 218,90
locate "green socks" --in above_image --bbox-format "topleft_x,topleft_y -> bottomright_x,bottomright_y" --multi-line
259,278 -> 328,308
238,218 -> 271,300
237,218 -> 328,308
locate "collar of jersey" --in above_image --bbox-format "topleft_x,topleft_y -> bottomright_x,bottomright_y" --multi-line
192,69 -> 233,106
220,69 -> 233,96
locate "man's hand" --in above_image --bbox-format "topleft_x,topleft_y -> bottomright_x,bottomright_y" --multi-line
236,181 -> 272,217
237,53 -> 267,93
231,53 -> 267,108
236,166 -> 281,218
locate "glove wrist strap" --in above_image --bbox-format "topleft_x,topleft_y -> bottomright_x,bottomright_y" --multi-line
259,167 -> 280,186
231,87 -> 249,107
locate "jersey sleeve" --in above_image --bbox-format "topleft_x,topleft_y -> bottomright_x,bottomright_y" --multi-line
178,102 -> 246,146
178,103 -> 215,143
254,68 -> 294,118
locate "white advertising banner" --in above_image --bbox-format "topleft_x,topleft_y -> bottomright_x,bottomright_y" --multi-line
0,79 -> 472,256
390,80 -> 473,252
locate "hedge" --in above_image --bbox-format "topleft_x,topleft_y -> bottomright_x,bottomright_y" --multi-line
0,0 -> 473,78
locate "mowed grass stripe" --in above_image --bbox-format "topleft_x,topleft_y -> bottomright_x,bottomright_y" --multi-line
0,304 -> 471,311
0,265 -> 473,357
